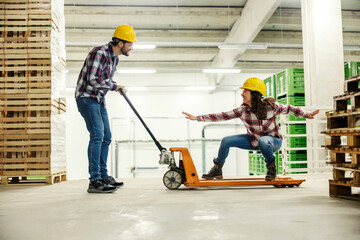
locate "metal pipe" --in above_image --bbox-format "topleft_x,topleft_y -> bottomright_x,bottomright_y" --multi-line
201,124 -> 245,174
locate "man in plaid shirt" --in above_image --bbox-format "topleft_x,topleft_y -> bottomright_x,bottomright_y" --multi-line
183,77 -> 319,181
75,25 -> 136,193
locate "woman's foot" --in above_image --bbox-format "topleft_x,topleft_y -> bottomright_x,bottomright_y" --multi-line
202,158 -> 224,179
265,161 -> 277,181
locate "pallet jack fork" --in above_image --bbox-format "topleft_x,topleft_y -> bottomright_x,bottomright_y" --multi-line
119,89 -> 306,190
163,147 -> 305,190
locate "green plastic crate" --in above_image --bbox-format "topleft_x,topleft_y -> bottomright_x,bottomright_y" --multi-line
289,163 -> 307,169
264,74 -> 276,98
344,62 -> 360,79
256,151 -> 266,175
277,96 -> 305,106
287,137 -> 307,148
286,124 -> 306,134
277,96 -> 306,121
276,68 -> 305,97
248,151 -> 257,175
287,153 -> 307,162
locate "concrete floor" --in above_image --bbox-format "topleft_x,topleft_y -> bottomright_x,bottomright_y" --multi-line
0,173 -> 359,240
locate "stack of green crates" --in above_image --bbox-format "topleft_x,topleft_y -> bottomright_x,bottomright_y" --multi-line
276,68 -> 307,174
344,62 -> 360,79
248,68 -> 308,175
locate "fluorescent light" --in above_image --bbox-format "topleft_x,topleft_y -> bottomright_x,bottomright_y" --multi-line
117,69 -> 156,74
218,44 -> 267,50
127,87 -> 148,91
202,69 -> 241,74
133,44 -> 156,50
185,86 -> 216,91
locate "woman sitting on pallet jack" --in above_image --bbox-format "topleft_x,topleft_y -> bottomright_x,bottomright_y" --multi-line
182,77 -> 320,181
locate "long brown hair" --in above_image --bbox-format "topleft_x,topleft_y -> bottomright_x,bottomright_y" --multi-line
250,91 -> 275,120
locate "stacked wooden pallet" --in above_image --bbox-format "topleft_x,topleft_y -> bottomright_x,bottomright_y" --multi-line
323,75 -> 360,199
0,0 -> 66,185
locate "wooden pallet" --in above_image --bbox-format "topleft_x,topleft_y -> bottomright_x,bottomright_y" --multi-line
322,128 -> 360,136
325,149 -> 360,166
0,169 -> 66,185
0,94 -> 52,111
0,71 -> 52,94
344,75 -> 360,93
0,119 -> 51,134
1,0 -> 52,16
333,91 -> 360,112
329,180 -> 360,201
324,109 -> 360,130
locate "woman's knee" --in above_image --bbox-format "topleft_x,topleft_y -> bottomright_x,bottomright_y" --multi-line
258,137 -> 271,148
220,136 -> 232,147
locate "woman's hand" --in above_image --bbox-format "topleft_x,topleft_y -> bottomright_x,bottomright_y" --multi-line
116,85 -> 127,95
308,109 -> 320,119
182,111 -> 197,121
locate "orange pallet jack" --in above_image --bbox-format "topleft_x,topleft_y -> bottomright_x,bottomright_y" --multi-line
162,147 -> 305,190
120,89 -> 305,190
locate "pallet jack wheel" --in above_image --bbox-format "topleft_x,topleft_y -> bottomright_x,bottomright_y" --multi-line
163,170 -> 183,190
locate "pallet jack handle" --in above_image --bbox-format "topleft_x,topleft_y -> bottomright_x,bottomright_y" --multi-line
119,88 -> 166,152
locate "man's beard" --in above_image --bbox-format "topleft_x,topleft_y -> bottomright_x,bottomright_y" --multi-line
121,46 -> 129,56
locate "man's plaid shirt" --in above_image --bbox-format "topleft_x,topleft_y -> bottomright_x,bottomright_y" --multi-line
75,42 -> 119,104
197,103 -> 309,148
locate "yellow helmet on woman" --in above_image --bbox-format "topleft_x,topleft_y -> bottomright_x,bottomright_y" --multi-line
240,77 -> 266,96
113,25 -> 137,42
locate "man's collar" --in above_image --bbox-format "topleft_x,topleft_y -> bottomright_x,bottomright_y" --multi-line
241,103 -> 252,112
108,42 -> 115,58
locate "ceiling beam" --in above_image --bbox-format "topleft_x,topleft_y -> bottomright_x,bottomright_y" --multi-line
210,0 -> 282,85
64,6 -> 242,29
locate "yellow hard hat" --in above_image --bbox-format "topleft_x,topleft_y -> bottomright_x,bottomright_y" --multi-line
240,77 -> 266,96
113,25 -> 137,42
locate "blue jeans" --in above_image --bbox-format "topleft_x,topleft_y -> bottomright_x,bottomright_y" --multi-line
217,134 -> 282,164
76,97 -> 111,182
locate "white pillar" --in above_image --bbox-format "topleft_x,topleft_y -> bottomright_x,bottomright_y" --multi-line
301,0 -> 344,107
301,0 -> 344,172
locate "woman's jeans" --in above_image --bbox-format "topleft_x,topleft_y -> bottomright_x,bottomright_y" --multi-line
216,134 -> 282,164
76,97 -> 111,182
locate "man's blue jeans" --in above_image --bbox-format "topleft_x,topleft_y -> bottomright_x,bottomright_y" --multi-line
216,134 -> 282,164
76,97 -> 111,182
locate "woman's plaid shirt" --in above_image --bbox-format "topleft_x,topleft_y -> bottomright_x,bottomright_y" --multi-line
75,42 -> 119,105
197,103 -> 309,148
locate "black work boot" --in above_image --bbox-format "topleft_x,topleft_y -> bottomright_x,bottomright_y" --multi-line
87,179 -> 117,193
202,158 -> 224,179
265,161 -> 277,181
103,176 -> 124,188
